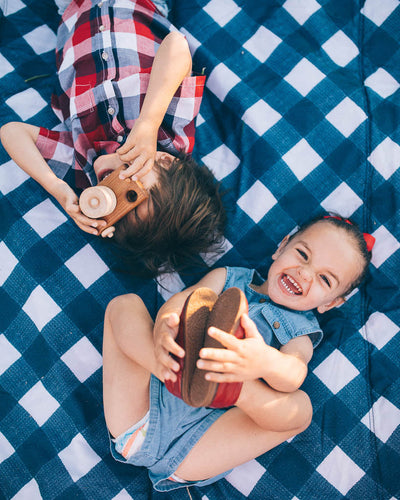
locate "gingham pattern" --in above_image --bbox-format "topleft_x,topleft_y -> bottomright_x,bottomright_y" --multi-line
0,0 -> 399,499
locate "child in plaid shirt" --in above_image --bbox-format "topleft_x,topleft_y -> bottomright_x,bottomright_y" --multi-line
1,0 -> 225,277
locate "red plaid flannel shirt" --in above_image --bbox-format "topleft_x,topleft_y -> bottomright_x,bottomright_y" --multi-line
36,0 -> 205,189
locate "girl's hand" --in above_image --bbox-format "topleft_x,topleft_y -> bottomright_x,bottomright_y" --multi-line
116,118 -> 158,180
52,180 -> 106,236
197,314 -> 268,383
153,312 -> 184,382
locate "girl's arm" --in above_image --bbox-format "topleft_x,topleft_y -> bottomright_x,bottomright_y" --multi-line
0,122 -> 105,235
198,316 -> 314,393
117,31 -> 193,179
153,267 -> 227,381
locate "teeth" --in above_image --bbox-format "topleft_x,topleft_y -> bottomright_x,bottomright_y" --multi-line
281,275 -> 302,294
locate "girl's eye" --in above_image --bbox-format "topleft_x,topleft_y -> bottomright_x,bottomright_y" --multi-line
321,275 -> 331,287
296,249 -> 308,260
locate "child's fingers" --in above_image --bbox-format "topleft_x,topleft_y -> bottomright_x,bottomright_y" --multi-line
240,313 -> 262,339
196,357 -> 235,374
203,371 -> 240,383
206,327 -> 241,350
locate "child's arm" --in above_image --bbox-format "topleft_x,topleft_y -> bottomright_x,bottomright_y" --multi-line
198,314 -> 314,393
153,267 -> 226,381
0,122 -> 105,236
117,31 -> 192,180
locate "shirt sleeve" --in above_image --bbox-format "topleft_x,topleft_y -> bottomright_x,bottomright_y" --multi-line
158,75 -> 206,155
36,127 -> 90,189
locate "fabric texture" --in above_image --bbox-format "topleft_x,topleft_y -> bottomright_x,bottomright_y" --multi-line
0,0 -> 399,499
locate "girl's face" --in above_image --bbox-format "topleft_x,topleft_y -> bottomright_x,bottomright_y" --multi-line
263,222 -> 362,313
93,151 -> 174,220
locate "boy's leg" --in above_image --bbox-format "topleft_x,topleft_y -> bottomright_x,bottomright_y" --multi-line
175,378 -> 312,481
102,294 -> 160,438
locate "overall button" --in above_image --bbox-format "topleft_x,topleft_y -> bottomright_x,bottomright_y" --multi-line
107,107 -> 115,115
259,298 -> 266,303
101,51 -> 108,61
273,321 -> 280,329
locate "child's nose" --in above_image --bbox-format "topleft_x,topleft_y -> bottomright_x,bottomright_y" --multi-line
298,267 -> 312,282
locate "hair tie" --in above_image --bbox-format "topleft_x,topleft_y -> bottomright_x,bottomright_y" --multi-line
323,215 -> 375,252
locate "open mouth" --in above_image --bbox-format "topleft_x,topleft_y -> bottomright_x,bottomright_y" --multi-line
280,274 -> 303,295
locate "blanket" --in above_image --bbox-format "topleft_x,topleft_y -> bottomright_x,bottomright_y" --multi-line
0,0 -> 399,498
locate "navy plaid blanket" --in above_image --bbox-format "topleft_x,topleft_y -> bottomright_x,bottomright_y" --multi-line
1,0 -> 399,499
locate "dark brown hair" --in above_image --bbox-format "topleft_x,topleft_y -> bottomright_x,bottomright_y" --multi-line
291,214 -> 372,296
112,154 -> 226,278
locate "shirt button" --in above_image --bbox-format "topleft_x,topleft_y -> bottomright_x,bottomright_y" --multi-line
273,321 -> 280,329
107,107 -> 115,115
99,24 -> 105,31
259,298 -> 266,303
101,51 -> 108,61
117,135 -> 124,143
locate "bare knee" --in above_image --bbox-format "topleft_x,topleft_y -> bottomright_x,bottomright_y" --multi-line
106,293 -> 145,320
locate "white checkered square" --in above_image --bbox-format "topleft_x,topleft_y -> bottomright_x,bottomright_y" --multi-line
0,159 -> 30,195
282,138 -> 323,180
360,312 -> 399,350
65,244 -> 109,289
23,25 -> 57,55
237,181 -> 277,223
61,337 -> 103,383
361,0 -> 399,26
0,432 -> 14,463
0,241 -> 18,286
368,137 -> 400,180
58,434 -> 101,482
284,58 -> 325,96
5,88 -> 47,121
180,28 -> 201,55
23,199 -> 67,238
1,0 -> 25,15
201,237 -> 233,266
206,63 -> 241,102
242,100 -> 281,136
283,0 -> 321,25
112,490 -> 133,500
10,479 -> 41,499
313,349 -> 359,394
0,53 -> 14,78
203,0 -> 241,27
365,68 -> 400,98
202,144 -> 240,181
18,381 -> 60,426
322,31 -> 359,67
226,459 -> 266,496
22,286 -> 61,331
320,182 -> 363,217
157,272 -> 186,301
361,397 -> 400,443
370,225 -> 400,268
325,97 -> 367,137
317,446 -> 365,495
0,335 -> 21,376
243,26 -> 281,63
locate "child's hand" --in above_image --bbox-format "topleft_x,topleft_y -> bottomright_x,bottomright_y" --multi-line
197,314 -> 268,383
52,180 -> 106,236
153,312 -> 184,382
116,118 -> 158,180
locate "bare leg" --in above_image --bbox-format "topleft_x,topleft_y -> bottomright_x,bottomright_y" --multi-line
102,294 -> 160,437
175,379 -> 312,481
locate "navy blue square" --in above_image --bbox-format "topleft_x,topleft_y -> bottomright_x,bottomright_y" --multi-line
364,29 -> 398,67
324,0 -> 357,27
325,139 -> 364,178
0,288 -> 20,330
372,100 -> 400,136
64,291 -> 104,333
269,445 -> 314,493
20,240 -> 63,283
0,392 -> 17,420
314,397 -> 359,443
63,385 -> 102,430
279,183 -> 320,223
235,225 -> 276,268
18,428 -> 55,476
245,65 -> 281,98
204,30 -> 241,61
0,197 -> 21,238
23,335 -> 58,379
371,182 -> 398,221
284,98 -> 325,136
247,138 -> 281,176
285,28 -> 320,57
366,351 -> 400,395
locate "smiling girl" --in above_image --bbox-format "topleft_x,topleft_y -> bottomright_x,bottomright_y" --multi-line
102,214 -> 374,491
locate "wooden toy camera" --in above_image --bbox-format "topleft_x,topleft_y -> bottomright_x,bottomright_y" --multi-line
79,165 -> 148,237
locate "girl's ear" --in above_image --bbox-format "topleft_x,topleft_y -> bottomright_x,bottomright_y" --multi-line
317,296 -> 345,314
272,235 -> 290,260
